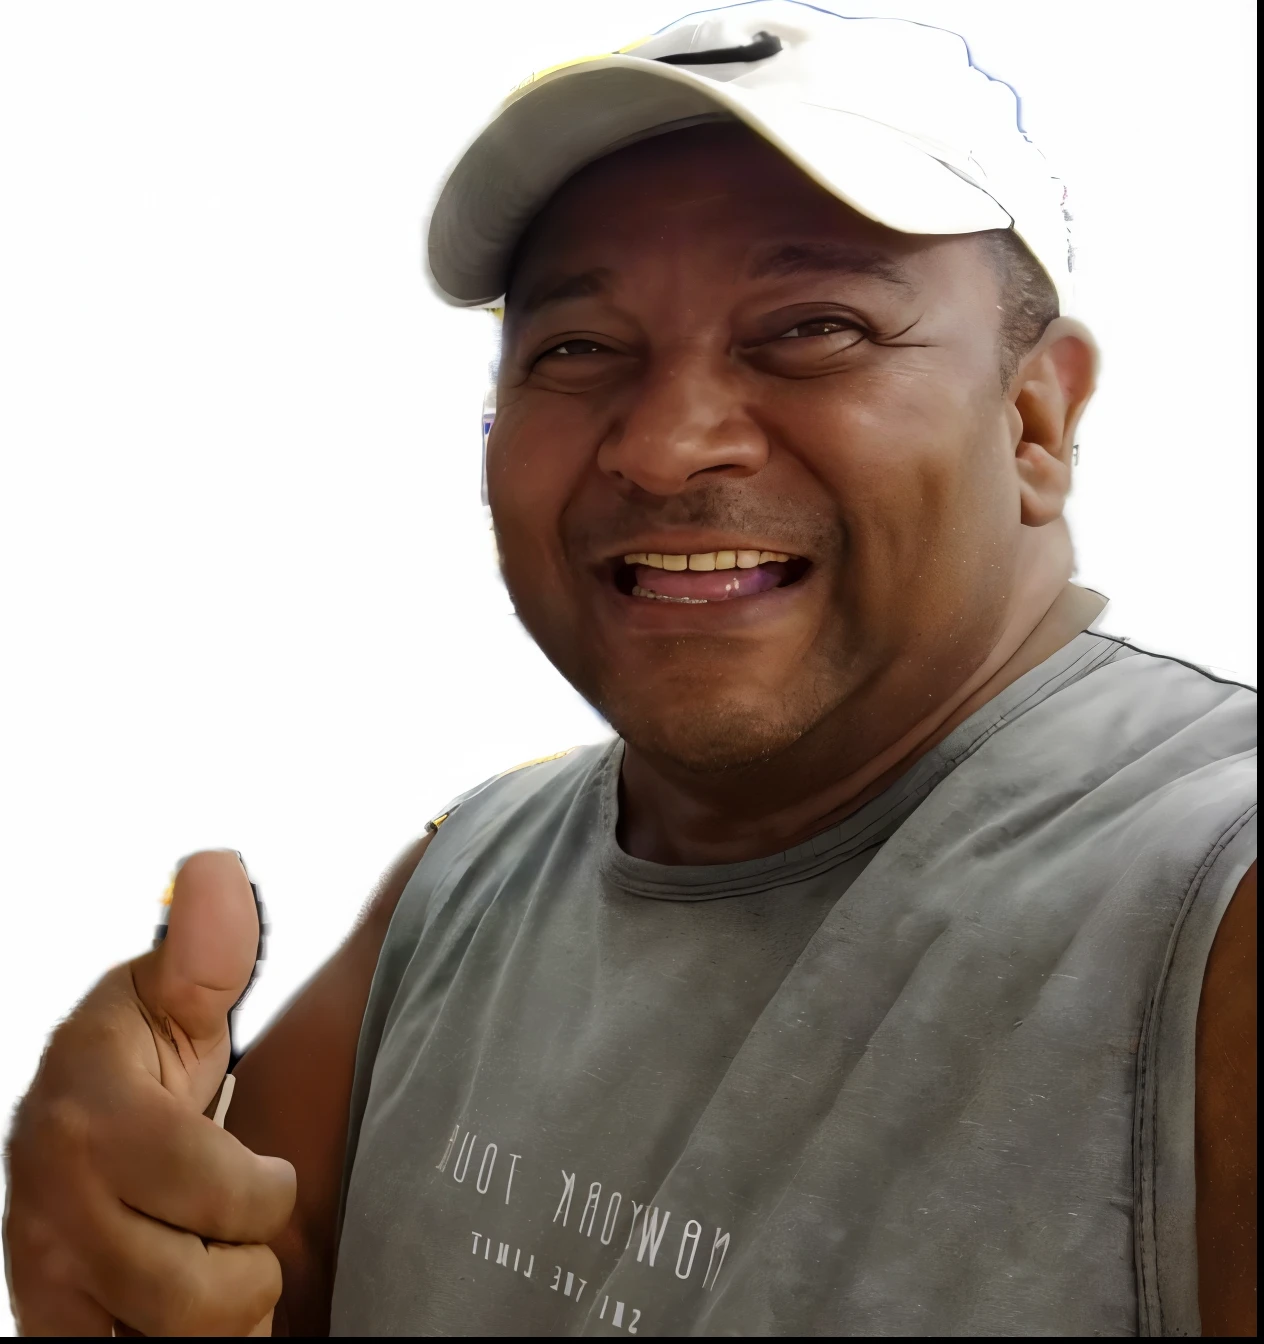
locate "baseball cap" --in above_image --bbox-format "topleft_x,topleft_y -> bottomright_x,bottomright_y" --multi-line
426,1 -> 1074,314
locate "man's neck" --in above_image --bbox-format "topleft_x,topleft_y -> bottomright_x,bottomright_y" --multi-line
618,581 -> 1108,866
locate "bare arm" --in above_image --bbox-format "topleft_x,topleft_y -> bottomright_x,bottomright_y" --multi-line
225,832 -> 433,1337
1195,861 -> 1257,1336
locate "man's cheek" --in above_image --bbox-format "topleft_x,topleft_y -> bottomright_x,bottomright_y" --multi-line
499,541 -> 571,628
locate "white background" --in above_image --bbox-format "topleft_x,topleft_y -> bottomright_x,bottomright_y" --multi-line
0,2 -> 1255,1332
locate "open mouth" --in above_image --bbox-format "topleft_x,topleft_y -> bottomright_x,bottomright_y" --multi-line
610,549 -> 812,604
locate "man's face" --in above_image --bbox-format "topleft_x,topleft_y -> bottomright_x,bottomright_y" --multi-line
492,123 -> 1033,772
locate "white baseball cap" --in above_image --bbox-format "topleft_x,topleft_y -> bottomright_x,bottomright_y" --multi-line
426,1 -> 1074,312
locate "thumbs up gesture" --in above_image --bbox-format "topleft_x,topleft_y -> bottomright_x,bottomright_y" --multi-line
4,852 -> 296,1336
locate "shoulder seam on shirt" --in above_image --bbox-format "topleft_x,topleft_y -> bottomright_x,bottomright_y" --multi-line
494,747 -> 577,779
1091,632 -> 1257,693
426,747 -> 579,830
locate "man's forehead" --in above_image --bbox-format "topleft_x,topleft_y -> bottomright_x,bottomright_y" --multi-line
512,239 -> 920,319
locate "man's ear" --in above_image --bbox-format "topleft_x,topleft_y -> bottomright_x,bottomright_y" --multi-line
1009,318 -> 1099,527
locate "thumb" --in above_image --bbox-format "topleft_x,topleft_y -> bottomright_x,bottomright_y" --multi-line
131,850 -> 261,1093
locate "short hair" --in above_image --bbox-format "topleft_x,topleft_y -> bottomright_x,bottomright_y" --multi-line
979,230 -> 1060,388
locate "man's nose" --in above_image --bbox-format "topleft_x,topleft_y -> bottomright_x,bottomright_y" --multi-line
596,355 -> 768,495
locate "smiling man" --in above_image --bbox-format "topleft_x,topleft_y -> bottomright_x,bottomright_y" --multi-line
4,3 -> 1256,1338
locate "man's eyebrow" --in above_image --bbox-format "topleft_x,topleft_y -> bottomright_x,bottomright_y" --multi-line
511,267 -> 614,319
747,242 -> 917,292
508,244 -> 914,319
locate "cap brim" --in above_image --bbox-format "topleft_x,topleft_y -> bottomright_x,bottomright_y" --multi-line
426,55 -> 1013,307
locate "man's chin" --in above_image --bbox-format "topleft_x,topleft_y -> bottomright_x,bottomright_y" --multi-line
603,694 -> 814,775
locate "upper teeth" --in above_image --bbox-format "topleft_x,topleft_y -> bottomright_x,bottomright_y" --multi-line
623,550 -> 793,571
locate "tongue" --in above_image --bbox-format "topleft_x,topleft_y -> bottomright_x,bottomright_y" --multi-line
633,561 -> 789,601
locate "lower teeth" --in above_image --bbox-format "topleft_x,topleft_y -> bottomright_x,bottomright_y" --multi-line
631,585 -> 709,604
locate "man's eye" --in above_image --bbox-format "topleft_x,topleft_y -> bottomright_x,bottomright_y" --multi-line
777,319 -> 857,340
540,338 -> 609,358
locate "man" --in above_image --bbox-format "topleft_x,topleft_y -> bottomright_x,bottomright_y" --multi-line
4,3 -> 1256,1337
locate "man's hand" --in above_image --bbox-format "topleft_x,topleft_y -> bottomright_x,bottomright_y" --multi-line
4,851 -> 296,1336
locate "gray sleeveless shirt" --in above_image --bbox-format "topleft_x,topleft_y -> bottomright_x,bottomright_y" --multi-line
331,633 -> 1256,1337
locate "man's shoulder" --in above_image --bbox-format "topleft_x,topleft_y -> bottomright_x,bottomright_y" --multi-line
373,741 -> 613,962
940,629 -> 1256,881
1043,630 -> 1256,762
424,739 -> 614,838
1092,630 -> 1256,699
